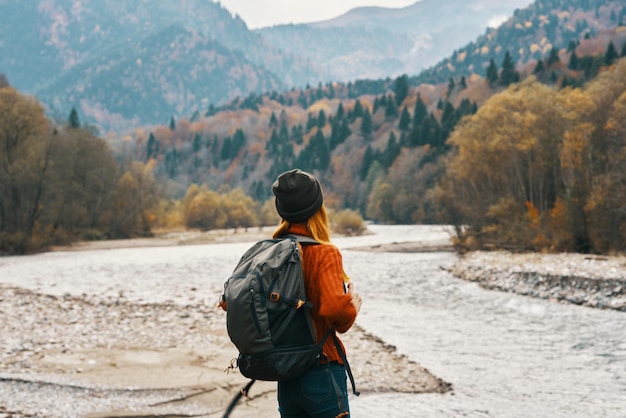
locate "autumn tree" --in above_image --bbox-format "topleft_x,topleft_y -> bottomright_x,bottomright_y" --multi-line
439,78 -> 569,249
0,87 -> 50,252
40,126 -> 119,238
221,188 -> 259,229
108,161 -> 160,237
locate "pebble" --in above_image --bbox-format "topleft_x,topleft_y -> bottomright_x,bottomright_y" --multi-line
451,251 -> 626,311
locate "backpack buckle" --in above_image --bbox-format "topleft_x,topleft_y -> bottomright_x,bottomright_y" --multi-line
269,292 -> 280,302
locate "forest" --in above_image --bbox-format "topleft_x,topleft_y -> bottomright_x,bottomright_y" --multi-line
1,12 -> 626,255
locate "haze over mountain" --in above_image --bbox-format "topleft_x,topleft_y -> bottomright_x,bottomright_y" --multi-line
262,0 -> 534,81
0,0 -> 537,130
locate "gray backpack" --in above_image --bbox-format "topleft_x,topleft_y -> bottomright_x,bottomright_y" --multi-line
221,235 -> 359,417
222,235 -> 326,381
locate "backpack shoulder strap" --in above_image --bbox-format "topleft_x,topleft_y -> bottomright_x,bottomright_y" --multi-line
285,234 -> 319,245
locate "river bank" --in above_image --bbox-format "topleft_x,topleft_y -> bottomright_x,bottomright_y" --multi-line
449,250 -> 626,312
2,225 -> 624,417
0,227 -> 451,418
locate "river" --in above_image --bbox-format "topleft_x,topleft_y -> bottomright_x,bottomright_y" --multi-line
1,225 -> 624,417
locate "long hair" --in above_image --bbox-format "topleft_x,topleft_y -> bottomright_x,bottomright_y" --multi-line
273,204 -> 331,244
273,205 -> 350,282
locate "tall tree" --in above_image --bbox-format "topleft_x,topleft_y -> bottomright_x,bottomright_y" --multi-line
0,87 -> 50,250
486,58 -> 499,86
413,94 -> 427,127
393,74 -> 410,106
360,108 -> 373,139
546,47 -> 560,66
398,106 -> 411,131
68,107 -> 81,128
605,41 -> 618,65
499,50 -> 518,86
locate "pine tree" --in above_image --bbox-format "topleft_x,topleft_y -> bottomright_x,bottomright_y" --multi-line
169,116 -> 176,131
360,146 -> 374,181
499,51 -> 518,86
385,95 -> 398,119
398,106 -> 411,131
353,100 -> 364,119
306,112 -> 316,132
192,133 -> 202,153
383,131 -> 400,168
441,101 -> 457,135
146,132 -> 158,161
393,74 -> 410,106
318,110 -> 327,127
567,40 -> 578,53
413,94 -> 427,127
68,107 -> 80,128
621,42 -> 626,58
336,103 -> 345,119
550,71 -> 558,84
568,52 -> 579,70
361,108 -> 373,139
446,77 -> 455,98
486,58 -> 498,86
534,59 -> 545,74
547,47 -> 560,66
460,76 -> 467,89
269,112 -> 278,128
605,41 -> 618,65
298,91 -> 308,108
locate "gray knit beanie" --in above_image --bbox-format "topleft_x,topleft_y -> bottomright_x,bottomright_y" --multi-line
272,169 -> 323,222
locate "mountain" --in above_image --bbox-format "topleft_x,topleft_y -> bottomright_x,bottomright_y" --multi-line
0,0 -> 316,130
0,0 -> 538,131
258,0 -> 535,81
414,0 -> 626,84
113,0 -> 626,208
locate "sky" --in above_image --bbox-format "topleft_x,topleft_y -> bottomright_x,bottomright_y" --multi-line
217,0 -> 419,29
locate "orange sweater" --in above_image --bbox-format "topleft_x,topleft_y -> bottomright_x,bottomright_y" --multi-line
284,224 -> 357,363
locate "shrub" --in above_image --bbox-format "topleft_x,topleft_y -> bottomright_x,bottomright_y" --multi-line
331,209 -> 367,236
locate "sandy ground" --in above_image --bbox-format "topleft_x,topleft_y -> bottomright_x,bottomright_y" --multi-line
0,228 -> 451,418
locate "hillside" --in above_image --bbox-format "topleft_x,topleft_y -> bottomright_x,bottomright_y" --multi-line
0,0 -> 314,129
1,0 -> 534,131
2,0 -> 626,255
414,0 -> 626,84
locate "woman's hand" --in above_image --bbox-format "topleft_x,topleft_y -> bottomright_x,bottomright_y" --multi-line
347,282 -> 362,314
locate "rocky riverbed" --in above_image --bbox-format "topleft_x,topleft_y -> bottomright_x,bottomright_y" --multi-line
0,226 -> 452,418
450,250 -> 626,311
2,227 -> 625,417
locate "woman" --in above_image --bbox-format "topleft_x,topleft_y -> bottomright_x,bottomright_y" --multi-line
272,168 -> 362,418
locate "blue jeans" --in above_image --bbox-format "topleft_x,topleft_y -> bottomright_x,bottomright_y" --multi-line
278,362 -> 349,418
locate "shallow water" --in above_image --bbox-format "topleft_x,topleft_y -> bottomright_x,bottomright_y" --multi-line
1,225 -> 625,417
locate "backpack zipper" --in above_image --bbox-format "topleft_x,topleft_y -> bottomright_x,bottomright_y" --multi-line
248,287 -> 263,334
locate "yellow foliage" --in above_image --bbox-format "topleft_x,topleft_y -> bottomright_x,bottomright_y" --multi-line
560,123 -> 593,169
525,201 -> 540,228
330,209 -> 366,236
308,100 -> 333,115
481,46 -> 489,55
